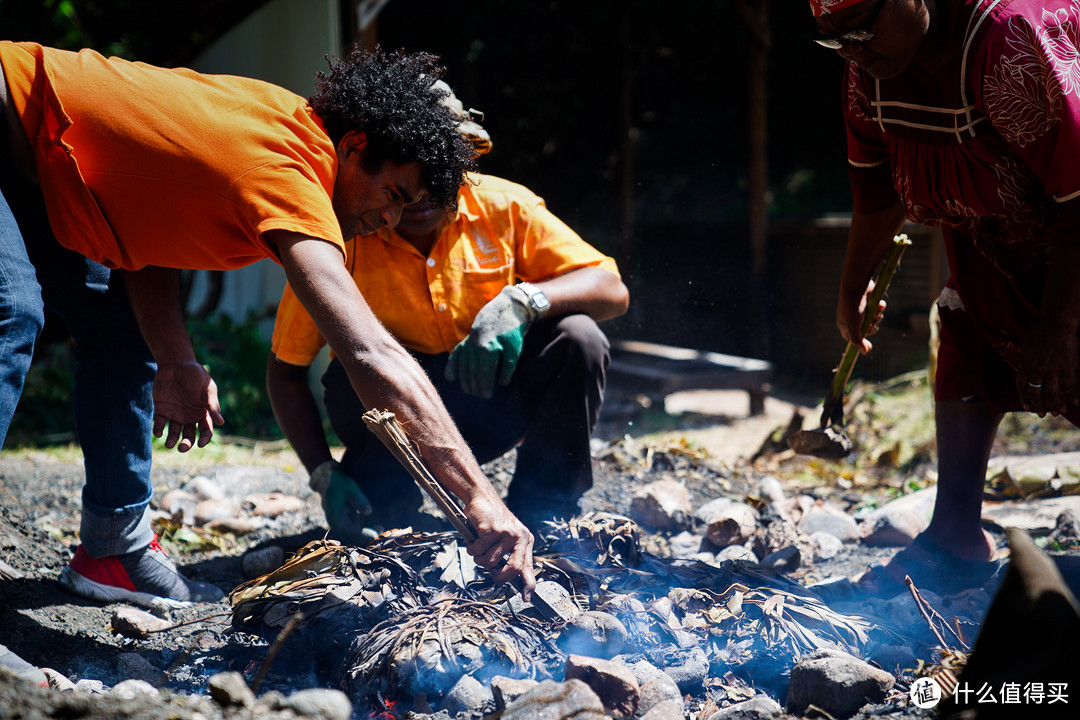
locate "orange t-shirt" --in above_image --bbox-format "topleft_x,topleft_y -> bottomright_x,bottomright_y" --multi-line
272,174 -> 620,364
0,41 -> 343,270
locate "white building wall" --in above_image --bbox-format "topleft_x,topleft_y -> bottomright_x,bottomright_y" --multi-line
187,0 -> 342,334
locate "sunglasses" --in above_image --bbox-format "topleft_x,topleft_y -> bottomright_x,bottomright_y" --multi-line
814,0 -> 888,49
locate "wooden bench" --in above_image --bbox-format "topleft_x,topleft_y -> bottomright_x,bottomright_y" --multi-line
606,339 -> 773,416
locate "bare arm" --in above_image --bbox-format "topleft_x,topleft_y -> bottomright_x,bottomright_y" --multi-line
529,267 -> 629,322
266,230 -> 535,591
1018,243 -> 1080,416
265,353 -> 333,473
836,202 -> 908,353
121,266 -> 224,452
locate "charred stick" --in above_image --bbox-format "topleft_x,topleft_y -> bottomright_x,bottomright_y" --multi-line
362,409 -> 553,615
251,610 -> 305,693
362,409 -> 477,543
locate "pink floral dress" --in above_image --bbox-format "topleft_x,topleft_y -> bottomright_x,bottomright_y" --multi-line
843,0 -> 1080,414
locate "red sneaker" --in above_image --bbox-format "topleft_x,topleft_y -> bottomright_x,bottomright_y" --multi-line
59,535 -> 223,609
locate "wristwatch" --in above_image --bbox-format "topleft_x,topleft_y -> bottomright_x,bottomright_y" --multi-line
515,281 -> 551,318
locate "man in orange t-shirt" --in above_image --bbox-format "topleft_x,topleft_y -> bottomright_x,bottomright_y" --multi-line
267,98 -> 629,539
0,43 -> 535,635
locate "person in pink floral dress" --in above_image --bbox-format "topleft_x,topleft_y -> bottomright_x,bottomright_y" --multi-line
809,0 -> 1080,593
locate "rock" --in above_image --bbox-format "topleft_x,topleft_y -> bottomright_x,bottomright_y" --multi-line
638,673 -> 683,714
981,496 -> 1080,534
557,610 -> 629,659
205,516 -> 266,535
629,479 -> 692,531
668,530 -> 707,559
194,498 -> 243,526
698,498 -> 759,547
755,476 -> 787,505
869,643 -> 917,675
759,545 -> 801,572
116,653 -> 163,685
259,691 -> 287,710
706,695 -> 785,719
158,489 -> 199,525
208,671 -> 255,709
241,545 -> 285,578
244,492 -> 306,518
859,509 -> 926,547
797,503 -> 859,543
491,676 -> 540,712
282,688 -> 352,719
532,579 -> 582,622
564,655 -> 640,719
615,658 -> 667,688
806,531 -> 843,560
440,673 -> 494,715
662,646 -> 709,694
183,475 -> 226,500
41,668 -> 76,692
74,679 -> 105,695
715,545 -> 758,564
111,607 -> 173,640
109,679 -> 159,700
785,648 -> 895,719
501,678 -> 608,720
640,699 -> 685,719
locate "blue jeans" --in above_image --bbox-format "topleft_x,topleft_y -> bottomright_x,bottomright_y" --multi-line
0,167 -> 155,557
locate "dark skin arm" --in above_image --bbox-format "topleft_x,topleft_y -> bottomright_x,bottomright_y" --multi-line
121,266 -> 224,452
835,202 -> 908,353
525,267 -> 629,322
266,353 -> 333,474
265,229 -> 535,592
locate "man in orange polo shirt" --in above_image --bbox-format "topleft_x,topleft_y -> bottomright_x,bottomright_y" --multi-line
267,99 -> 629,541
0,42 -> 535,635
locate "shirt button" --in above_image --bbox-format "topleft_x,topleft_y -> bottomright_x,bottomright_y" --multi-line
438,303 -> 447,312
426,258 -> 436,267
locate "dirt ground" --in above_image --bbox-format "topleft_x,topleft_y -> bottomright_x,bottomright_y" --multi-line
0,382 -> 1076,719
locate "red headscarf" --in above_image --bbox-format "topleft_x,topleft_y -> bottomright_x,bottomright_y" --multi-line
808,0 -> 866,16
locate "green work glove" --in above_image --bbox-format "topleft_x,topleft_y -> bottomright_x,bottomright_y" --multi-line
445,285 -> 541,398
309,460 -> 375,546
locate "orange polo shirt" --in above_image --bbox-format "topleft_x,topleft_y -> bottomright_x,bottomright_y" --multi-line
0,41 -> 343,270
272,174 -> 620,364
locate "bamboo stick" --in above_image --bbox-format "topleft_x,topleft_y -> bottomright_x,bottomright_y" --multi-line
362,409 -> 477,543
819,234 -> 912,429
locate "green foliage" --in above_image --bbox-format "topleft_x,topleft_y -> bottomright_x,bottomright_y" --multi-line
8,312 -> 280,447
187,313 -> 281,441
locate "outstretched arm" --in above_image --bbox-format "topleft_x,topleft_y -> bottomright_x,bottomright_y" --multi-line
266,230 -> 535,592
265,354 -> 334,473
121,266 -> 224,452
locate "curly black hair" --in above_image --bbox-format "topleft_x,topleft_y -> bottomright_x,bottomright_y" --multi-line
309,45 -> 475,211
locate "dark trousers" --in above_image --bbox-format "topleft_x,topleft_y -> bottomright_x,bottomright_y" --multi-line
321,313 -> 609,529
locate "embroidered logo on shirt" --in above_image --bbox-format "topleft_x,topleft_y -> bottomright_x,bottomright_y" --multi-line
471,228 -> 502,267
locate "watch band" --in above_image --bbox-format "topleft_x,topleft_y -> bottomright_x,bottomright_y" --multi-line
515,281 -> 551,318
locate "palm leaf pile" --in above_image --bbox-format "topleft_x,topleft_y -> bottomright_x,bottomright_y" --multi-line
229,514 -> 904,705
339,597 -> 558,700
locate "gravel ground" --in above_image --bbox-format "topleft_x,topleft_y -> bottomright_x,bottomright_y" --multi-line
0,383 -> 1077,719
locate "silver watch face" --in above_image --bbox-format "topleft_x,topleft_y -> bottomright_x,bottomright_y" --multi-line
518,282 -> 550,311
